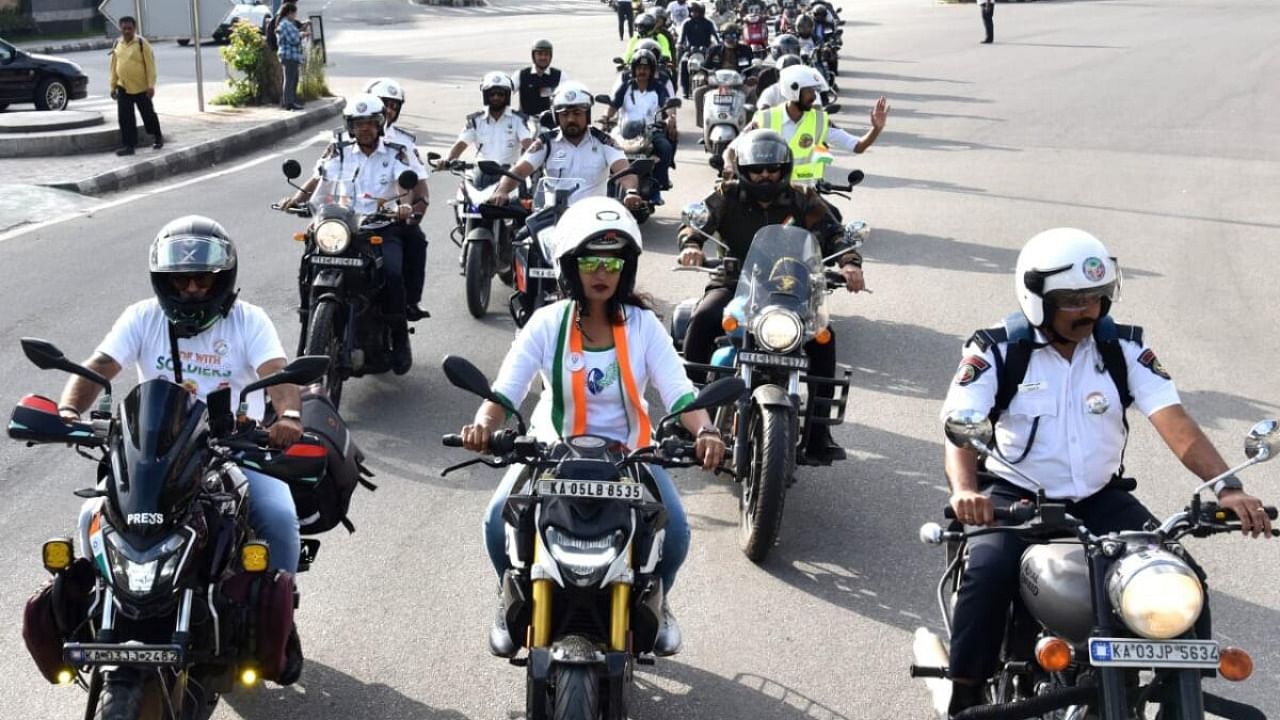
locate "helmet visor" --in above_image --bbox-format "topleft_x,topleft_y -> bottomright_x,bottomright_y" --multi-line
738,139 -> 791,167
1046,281 -> 1119,311
150,236 -> 235,274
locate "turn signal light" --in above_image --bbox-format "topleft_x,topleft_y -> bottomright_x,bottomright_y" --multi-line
369,235 -> 384,245
814,327 -> 832,345
292,232 -> 305,242
241,541 -> 270,573
239,667 -> 259,686
1035,636 -> 1073,672
55,667 -> 75,686
42,538 -> 74,573
722,315 -> 739,333
1219,647 -> 1253,681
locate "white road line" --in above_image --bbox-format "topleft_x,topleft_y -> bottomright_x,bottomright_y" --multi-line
0,130 -> 330,244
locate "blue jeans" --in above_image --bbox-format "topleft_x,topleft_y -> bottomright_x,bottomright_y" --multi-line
483,464 -> 690,591
246,468 -> 301,573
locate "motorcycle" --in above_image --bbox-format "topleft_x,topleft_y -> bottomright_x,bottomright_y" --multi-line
438,355 -> 744,720
596,94 -> 683,223
910,410 -> 1280,720
682,44 -> 710,98
274,159 -> 421,409
12,338 -> 333,720
743,13 -> 771,59
432,153 -> 531,319
668,173 -> 871,561
699,68 -> 756,168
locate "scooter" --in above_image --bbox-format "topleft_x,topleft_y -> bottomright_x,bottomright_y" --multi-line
700,68 -> 756,168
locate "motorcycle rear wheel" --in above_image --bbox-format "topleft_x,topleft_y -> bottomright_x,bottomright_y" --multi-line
304,300 -> 345,410
552,664 -> 601,720
465,242 -> 494,318
738,402 -> 793,562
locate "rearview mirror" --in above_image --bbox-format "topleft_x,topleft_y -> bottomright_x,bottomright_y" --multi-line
824,103 -> 842,114
442,355 -> 527,432
682,201 -> 711,227
686,377 -> 746,412
238,355 -> 330,404
426,151 -> 442,161
663,97 -> 683,110
20,337 -> 113,396
397,170 -> 419,190
1245,419 -> 1280,462
843,220 -> 869,248
847,169 -> 864,187
594,93 -> 613,105
943,409 -> 993,452
282,159 -> 302,180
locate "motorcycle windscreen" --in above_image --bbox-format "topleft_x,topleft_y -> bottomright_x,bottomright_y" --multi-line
109,380 -> 209,546
309,179 -> 356,215
733,225 -> 827,331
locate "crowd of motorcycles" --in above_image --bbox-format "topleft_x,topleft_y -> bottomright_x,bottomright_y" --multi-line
8,0 -> 1280,719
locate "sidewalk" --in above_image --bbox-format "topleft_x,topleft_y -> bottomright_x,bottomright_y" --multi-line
13,36 -> 119,55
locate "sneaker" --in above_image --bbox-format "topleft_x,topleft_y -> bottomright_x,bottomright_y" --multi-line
390,332 -> 413,375
489,590 -> 517,658
278,627 -> 304,685
654,598 -> 682,656
115,147 -> 135,156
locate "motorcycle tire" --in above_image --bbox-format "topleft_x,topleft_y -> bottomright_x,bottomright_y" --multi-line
304,300 -> 345,410
738,402 -> 794,562
552,664 -> 601,720
95,669 -> 161,720
464,242 -> 493,318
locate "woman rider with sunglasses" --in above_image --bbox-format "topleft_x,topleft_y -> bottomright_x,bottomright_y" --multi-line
458,196 -> 727,659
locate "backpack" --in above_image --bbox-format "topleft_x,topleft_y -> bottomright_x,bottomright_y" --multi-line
292,390 -> 376,534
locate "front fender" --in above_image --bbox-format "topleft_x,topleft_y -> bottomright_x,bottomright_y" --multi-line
465,225 -> 496,247
708,124 -> 739,145
311,269 -> 344,291
752,383 -> 794,411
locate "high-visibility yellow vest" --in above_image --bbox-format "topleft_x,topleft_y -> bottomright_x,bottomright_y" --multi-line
755,105 -> 831,183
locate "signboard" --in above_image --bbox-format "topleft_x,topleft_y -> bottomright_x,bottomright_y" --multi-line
99,0 -> 233,39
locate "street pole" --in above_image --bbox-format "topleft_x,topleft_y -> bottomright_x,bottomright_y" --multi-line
190,0 -> 205,112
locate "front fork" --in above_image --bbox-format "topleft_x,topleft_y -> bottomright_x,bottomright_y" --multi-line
528,537 -> 632,653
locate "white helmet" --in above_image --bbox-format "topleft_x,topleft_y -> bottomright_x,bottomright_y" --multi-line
481,71 -> 516,94
552,197 -> 644,303
551,81 -> 594,113
363,78 -> 405,104
342,93 -> 386,133
1015,228 -> 1122,327
778,64 -> 828,102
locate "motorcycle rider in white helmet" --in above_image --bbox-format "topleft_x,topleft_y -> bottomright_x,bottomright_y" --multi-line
459,196 -> 726,657
434,71 -> 534,181
940,228 -> 1273,718
280,94 -> 422,374
487,82 -> 644,211
364,77 -> 432,322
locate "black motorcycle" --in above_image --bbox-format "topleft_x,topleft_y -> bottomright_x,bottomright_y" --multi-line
12,339 -> 332,720
275,160 -> 421,409
439,355 -> 744,720
910,410 -> 1280,720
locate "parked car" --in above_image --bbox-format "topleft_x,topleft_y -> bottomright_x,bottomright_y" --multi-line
181,1 -> 272,45
0,36 -> 89,111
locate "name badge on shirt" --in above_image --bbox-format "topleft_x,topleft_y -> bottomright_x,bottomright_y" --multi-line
1018,381 -> 1045,393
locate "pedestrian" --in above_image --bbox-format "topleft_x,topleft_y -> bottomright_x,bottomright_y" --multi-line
276,3 -> 305,110
613,0 -> 635,41
979,0 -> 994,44
108,16 -> 162,156
516,39 -> 563,117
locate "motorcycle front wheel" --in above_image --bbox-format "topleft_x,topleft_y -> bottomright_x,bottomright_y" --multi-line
738,402 -> 794,562
552,664 -> 601,720
95,667 -> 218,720
304,299 -> 345,409
464,242 -> 493,318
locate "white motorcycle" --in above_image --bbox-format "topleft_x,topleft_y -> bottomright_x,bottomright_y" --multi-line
700,68 -> 756,168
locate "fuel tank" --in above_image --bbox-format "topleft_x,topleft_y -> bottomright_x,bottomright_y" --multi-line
1019,544 -> 1094,643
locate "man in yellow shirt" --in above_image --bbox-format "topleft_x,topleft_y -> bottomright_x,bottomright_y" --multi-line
108,16 -> 163,156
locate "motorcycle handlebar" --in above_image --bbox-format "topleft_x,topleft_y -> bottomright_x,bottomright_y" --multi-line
943,503 -> 1038,524
441,433 -> 463,447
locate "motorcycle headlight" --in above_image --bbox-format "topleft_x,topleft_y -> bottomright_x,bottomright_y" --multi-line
314,220 -> 351,254
689,57 -> 703,72
104,531 -> 190,597
754,308 -> 804,353
1107,548 -> 1204,639
544,526 -> 625,587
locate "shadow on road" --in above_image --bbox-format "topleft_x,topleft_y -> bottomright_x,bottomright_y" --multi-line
631,660 -> 854,719
831,314 -> 963,401
1179,390 -> 1280,432
861,227 -> 1016,275
224,661 -> 475,719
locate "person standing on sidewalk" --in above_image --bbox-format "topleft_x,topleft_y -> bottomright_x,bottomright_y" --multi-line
276,3 -> 305,110
613,0 -> 635,41
980,0 -> 995,44
108,16 -> 162,156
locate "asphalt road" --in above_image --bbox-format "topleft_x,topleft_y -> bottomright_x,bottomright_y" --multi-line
2,0 -> 1279,718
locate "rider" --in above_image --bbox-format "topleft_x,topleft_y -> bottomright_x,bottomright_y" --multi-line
516,39 -> 563,117
363,77 -> 432,323
696,22 -> 756,122
794,13 -> 817,55
487,82 -> 644,211
733,66 -> 889,185
677,1 -> 720,99
615,38 -> 678,99
668,0 -> 691,31
624,13 -> 673,63
601,50 -> 678,203
676,130 -> 865,463
56,216 -> 307,684
651,6 -> 680,68
435,71 -> 534,183
755,53 -> 803,109
461,197 -> 727,658
282,94 -> 421,374
940,229 -> 1274,718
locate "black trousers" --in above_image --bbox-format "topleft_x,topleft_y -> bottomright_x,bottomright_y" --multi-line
682,285 -> 839,409
616,3 -> 634,39
948,480 -> 1212,680
116,89 -> 162,149
403,223 -> 428,307
378,225 -> 409,331
981,2 -> 995,42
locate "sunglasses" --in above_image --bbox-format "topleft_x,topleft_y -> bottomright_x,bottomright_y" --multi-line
169,272 -> 216,291
1048,289 -> 1107,310
577,256 -> 626,274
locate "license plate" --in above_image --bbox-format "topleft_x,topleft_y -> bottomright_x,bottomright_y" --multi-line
309,255 -> 363,267
713,94 -> 735,105
537,480 -> 644,501
65,643 -> 184,667
527,267 -> 557,279
738,351 -> 808,370
1087,637 -> 1219,669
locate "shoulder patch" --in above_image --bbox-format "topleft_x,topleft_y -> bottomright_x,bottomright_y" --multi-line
966,327 -> 1007,354
398,127 -> 417,142
954,355 -> 991,386
1137,349 -> 1170,380
589,126 -> 617,146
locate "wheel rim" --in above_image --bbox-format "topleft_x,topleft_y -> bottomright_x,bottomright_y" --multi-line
47,83 -> 67,110
740,411 -> 763,528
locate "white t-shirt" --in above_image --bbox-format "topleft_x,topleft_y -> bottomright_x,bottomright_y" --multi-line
619,85 -> 662,126
97,299 -> 287,420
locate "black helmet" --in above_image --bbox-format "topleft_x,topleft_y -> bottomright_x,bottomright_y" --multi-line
734,129 -> 793,203
690,0 -> 704,15
720,21 -> 741,43
813,4 -> 828,19
149,215 -> 238,338
630,49 -> 658,75
772,33 -> 801,58
776,53 -> 803,70
531,38 -> 553,57
636,12 -> 657,35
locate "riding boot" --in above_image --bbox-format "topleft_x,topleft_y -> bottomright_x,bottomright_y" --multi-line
489,586 -> 517,658
948,681 -> 985,718
653,597 -> 683,656
804,424 -> 847,464
389,316 -> 412,375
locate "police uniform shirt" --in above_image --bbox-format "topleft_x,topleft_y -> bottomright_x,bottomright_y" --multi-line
457,107 -> 533,166
316,139 -> 417,215
384,123 -> 429,179
518,130 -> 626,205
940,330 -> 1181,501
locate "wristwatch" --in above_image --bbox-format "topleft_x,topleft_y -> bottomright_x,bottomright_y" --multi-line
696,424 -> 722,439
280,410 -> 303,423
1212,474 -> 1244,497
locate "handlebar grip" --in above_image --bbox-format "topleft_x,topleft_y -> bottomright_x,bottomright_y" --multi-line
1212,506 -> 1279,522
943,503 -> 1036,523
825,268 -> 846,288
490,429 -> 518,456
442,434 -> 464,447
